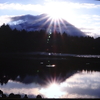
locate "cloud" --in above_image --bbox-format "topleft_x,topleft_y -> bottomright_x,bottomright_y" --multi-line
0,15 -> 12,25
45,2 -> 100,9
80,27 -> 100,38
44,0 -> 100,9
73,3 -> 100,9
62,93 -> 98,98
93,15 -> 100,21
73,14 -> 100,38
0,3 -> 45,12
0,2 -> 100,12
0,80 -> 41,98
59,71 -> 100,98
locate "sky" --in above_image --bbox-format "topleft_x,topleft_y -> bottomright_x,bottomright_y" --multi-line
0,0 -> 100,38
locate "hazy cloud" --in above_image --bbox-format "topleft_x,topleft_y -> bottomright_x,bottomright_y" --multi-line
74,14 -> 100,38
0,2 -> 100,11
0,15 -> 12,25
0,3 -> 44,12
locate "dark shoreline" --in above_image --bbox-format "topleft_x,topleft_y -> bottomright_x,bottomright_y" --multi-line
0,54 -> 100,84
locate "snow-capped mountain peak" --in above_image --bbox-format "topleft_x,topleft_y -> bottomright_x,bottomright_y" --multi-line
8,14 -> 86,37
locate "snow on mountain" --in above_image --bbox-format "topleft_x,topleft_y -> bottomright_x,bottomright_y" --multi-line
8,14 -> 86,37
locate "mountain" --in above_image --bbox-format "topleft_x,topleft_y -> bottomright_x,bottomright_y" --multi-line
8,14 -> 86,37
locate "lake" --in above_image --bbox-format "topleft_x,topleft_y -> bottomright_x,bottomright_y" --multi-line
0,52 -> 100,98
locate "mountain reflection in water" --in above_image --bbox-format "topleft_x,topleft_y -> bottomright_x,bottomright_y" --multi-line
0,52 -> 100,98
0,70 -> 100,98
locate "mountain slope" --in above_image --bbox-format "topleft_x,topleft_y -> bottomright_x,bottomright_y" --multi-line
8,14 -> 86,37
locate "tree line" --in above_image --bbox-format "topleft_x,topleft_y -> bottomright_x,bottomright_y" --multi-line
0,89 -> 42,99
0,24 -> 100,54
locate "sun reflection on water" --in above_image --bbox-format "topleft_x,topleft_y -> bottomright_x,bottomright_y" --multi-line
39,80 -> 66,98
40,82 -> 65,98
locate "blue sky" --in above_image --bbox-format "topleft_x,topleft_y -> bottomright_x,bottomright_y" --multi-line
0,0 -> 100,38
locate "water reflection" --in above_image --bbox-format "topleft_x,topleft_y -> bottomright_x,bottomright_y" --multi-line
40,82 -> 65,98
0,52 -> 100,98
1,52 -> 100,58
46,64 -> 55,67
0,70 -> 100,98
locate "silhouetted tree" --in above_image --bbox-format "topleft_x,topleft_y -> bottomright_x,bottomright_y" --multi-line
2,94 -> 7,98
36,94 -> 42,99
8,93 -> 15,98
23,94 -> 28,98
0,90 -> 3,97
14,94 -> 21,98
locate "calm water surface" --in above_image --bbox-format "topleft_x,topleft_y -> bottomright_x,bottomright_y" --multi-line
0,70 -> 100,98
0,52 -> 100,98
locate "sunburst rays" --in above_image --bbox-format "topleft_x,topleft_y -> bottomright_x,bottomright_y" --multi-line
30,13 -> 68,34
27,13 -> 69,53
39,75 -> 66,98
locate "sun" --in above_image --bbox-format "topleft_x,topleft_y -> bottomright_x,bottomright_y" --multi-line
43,1 -> 77,24
37,1 -> 77,34
44,2 -> 66,20
47,10 -> 63,20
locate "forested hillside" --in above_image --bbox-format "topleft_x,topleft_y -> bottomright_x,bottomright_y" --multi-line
0,24 -> 100,54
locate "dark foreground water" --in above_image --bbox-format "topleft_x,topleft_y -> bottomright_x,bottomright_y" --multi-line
0,52 -> 100,98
